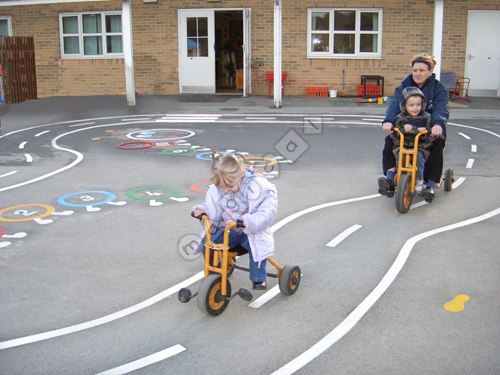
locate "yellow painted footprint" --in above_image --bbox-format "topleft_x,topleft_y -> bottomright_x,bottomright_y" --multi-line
443,294 -> 470,312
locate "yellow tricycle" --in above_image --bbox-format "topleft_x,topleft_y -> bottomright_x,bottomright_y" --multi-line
394,128 -> 453,214
178,212 -> 301,316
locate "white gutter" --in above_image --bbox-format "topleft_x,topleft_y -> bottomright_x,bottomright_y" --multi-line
273,0 -> 282,108
432,0 -> 444,80
122,0 -> 136,106
0,0 -> 110,5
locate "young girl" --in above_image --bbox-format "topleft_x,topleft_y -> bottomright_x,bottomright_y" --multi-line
193,153 -> 278,290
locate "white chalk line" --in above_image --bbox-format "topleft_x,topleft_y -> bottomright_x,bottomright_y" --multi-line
272,207 -> 500,375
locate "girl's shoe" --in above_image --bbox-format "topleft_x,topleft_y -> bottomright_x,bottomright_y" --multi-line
252,281 -> 267,290
415,179 -> 424,194
422,186 -> 435,202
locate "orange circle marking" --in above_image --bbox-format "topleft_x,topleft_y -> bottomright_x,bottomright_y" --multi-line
0,204 -> 55,223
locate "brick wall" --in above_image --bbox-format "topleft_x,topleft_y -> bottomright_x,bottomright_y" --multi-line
1,0 -> 499,98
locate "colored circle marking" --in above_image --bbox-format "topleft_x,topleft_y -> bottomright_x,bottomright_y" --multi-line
57,191 -> 117,208
0,204 -> 55,223
243,156 -> 278,169
117,141 -> 154,150
126,129 -> 195,141
127,186 -> 181,201
190,179 -> 210,194
0,226 -> 6,237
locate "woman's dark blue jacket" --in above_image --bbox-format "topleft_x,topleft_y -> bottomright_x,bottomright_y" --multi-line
383,73 -> 450,137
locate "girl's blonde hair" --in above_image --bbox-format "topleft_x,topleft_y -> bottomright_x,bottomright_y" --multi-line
411,53 -> 437,71
210,153 -> 245,188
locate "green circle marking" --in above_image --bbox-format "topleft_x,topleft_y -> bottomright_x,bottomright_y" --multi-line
126,186 -> 181,201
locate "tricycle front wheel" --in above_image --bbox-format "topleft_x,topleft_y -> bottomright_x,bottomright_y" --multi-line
395,173 -> 413,214
197,274 -> 231,316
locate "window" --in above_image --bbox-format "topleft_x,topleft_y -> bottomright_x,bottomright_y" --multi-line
307,8 -> 382,58
0,16 -> 13,37
186,17 -> 208,57
59,12 -> 123,58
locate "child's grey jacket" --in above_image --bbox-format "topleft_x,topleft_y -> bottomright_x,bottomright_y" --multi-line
193,168 -> 278,263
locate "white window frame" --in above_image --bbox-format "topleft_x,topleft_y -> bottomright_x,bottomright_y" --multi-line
0,15 -> 13,37
307,8 -> 383,59
59,11 -> 123,59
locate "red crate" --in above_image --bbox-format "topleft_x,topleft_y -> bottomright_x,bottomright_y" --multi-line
306,86 -> 329,97
357,84 -> 382,96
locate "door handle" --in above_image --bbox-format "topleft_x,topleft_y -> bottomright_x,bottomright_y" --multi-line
468,54 -> 476,61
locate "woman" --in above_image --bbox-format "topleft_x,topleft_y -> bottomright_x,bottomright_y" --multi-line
378,53 -> 449,202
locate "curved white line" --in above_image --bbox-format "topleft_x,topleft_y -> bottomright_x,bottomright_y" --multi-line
326,224 -> 363,248
0,170 -> 17,178
0,272 -> 203,350
448,122 -> 500,138
272,207 -> 500,375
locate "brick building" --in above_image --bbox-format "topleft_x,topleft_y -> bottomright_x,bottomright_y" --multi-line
1,0 -> 499,102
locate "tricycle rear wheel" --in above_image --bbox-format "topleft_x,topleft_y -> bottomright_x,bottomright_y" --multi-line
279,265 -> 301,295
444,168 -> 454,192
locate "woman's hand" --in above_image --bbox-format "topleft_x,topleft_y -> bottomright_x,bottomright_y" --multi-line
431,124 -> 443,137
382,122 -> 394,133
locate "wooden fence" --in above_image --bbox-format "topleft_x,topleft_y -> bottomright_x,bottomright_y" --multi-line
0,37 -> 37,104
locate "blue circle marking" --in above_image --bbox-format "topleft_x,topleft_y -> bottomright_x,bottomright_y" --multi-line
57,191 -> 117,208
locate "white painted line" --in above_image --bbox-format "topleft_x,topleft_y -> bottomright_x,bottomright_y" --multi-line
249,286 -> 281,309
447,122 -> 500,138
0,170 -> 18,178
69,122 -> 96,127
156,119 -> 218,123
19,141 -> 28,149
121,118 -> 151,121
466,158 -> 474,169
326,224 -> 362,248
458,132 -> 471,140
410,201 -> 427,209
24,154 -> 33,163
34,130 -> 50,137
471,144 -> 477,153
0,272 -> 203,350
272,207 -> 500,375
246,117 -> 276,120
452,176 -> 466,189
96,345 -> 186,375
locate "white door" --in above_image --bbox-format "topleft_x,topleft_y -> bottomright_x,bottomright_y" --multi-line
465,10 -> 500,97
243,9 -> 251,97
178,10 -> 215,93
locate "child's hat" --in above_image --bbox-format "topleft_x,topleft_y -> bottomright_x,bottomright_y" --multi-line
400,86 -> 426,113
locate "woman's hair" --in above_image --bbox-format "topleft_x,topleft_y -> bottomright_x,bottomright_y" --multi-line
411,53 -> 437,71
210,153 -> 245,188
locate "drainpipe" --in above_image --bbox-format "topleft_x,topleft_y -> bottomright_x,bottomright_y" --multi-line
122,0 -> 136,106
432,0 -> 444,80
273,0 -> 282,108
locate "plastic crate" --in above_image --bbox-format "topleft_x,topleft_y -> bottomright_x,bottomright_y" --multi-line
357,84 -> 382,96
306,86 -> 329,97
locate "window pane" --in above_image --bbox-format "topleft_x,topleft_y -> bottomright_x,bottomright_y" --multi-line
187,18 -> 197,37
311,12 -> 329,31
333,34 -> 354,54
197,18 -> 208,37
107,35 -> 123,53
311,33 -> 329,52
83,35 -> 103,55
334,10 -> 355,31
198,37 -> 208,57
361,13 -> 378,31
83,14 -> 101,33
62,16 -> 78,34
360,34 -> 378,52
187,38 -> 198,56
106,15 -> 122,33
63,36 -> 80,54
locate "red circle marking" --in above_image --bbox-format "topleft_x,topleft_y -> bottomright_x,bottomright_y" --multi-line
117,141 -> 154,150
0,227 -> 6,238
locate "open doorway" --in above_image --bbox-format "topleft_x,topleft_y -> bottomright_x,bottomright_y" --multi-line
215,10 -> 243,94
